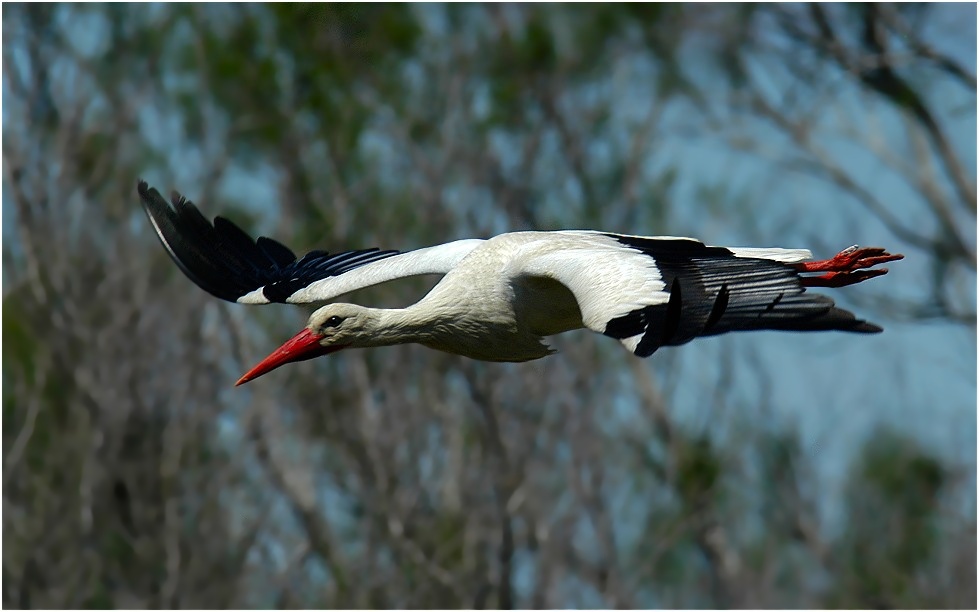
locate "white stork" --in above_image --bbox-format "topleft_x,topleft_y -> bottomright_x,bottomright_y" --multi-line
138,181 -> 902,385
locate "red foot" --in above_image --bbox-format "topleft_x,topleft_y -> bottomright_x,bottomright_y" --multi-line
795,246 -> 903,288
800,268 -> 890,288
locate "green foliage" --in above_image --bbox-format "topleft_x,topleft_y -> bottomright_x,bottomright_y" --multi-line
2,297 -> 38,385
516,15 -> 556,74
675,434 -> 721,507
834,429 -> 949,607
859,432 -> 945,513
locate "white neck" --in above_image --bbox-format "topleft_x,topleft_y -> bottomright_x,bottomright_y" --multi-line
358,303 -> 453,348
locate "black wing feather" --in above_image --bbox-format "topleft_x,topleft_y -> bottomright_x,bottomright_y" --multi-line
256,236 -> 297,268
602,234 -> 881,357
138,180 -> 400,304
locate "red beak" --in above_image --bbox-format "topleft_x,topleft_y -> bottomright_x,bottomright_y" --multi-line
235,328 -> 346,386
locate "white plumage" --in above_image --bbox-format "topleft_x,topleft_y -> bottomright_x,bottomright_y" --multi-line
138,181 -> 902,385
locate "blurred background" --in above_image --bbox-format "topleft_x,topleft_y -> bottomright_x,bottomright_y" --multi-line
2,3 -> 975,608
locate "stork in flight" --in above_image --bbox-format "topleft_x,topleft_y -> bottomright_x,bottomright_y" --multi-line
138,181 -> 902,385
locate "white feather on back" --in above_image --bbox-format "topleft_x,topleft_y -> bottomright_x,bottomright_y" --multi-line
516,232 -> 672,333
729,246 -> 811,263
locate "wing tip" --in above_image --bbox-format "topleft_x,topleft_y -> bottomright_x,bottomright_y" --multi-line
847,319 -> 884,334
137,179 -> 403,306
138,180 -> 254,303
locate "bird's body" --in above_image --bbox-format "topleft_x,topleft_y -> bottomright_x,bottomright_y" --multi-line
405,231 -> 812,361
392,232 -> 593,361
138,181 -> 903,384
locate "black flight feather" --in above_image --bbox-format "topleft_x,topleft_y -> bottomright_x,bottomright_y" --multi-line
138,180 -> 400,303
602,234 -> 883,357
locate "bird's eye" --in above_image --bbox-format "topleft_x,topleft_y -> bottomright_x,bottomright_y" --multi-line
324,316 -> 344,328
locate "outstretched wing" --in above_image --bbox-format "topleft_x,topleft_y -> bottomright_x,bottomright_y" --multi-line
520,231 -> 880,357
138,181 -> 483,305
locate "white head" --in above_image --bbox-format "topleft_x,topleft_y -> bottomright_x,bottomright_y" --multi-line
306,303 -> 384,347
236,303 -> 381,385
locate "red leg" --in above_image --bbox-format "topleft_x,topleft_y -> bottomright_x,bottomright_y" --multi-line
795,246 -> 904,273
795,246 -> 903,288
800,269 -> 890,288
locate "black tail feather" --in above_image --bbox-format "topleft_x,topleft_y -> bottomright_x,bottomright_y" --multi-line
701,293 -> 883,336
605,251 -> 885,358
